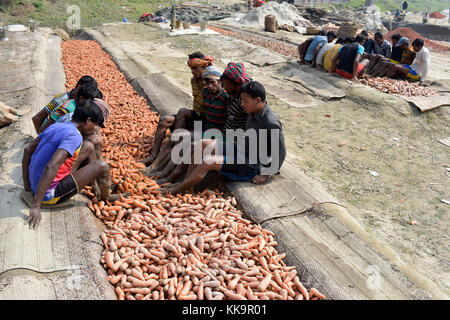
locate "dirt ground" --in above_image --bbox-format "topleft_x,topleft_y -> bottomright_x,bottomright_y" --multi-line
93,22 -> 449,295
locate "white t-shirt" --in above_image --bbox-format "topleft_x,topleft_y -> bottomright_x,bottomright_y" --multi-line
316,42 -> 335,66
412,46 -> 430,80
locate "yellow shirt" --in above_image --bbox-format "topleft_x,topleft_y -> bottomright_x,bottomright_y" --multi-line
323,44 -> 342,72
191,77 -> 206,115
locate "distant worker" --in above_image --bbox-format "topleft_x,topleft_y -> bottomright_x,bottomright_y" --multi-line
411,38 -> 430,80
253,0 -> 265,8
360,30 -> 375,54
402,1 -> 408,11
374,32 -> 392,58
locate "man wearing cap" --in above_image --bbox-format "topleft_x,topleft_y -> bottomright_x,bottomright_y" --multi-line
202,66 -> 229,133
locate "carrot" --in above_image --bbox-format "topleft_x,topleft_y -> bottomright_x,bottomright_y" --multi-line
115,286 -> 125,300
310,287 -> 326,300
105,251 -> 114,269
257,274 -> 272,292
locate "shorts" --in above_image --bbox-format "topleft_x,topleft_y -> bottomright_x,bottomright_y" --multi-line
42,174 -> 79,205
219,142 -> 259,182
403,64 -> 420,80
336,63 -> 365,79
168,110 -> 206,132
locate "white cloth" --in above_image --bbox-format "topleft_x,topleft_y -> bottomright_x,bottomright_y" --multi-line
411,46 -> 430,80
316,42 -> 335,66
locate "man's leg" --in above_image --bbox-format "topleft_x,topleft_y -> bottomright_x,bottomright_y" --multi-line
72,159 -> 111,202
297,42 -> 309,64
160,155 -> 223,195
311,45 -> 322,68
357,59 -> 370,79
140,115 -> 175,166
156,163 -> 188,185
147,139 -> 175,171
173,108 -> 193,131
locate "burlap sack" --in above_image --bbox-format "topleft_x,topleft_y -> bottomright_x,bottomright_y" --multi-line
264,14 -> 277,33
336,22 -> 359,38
306,26 -> 322,35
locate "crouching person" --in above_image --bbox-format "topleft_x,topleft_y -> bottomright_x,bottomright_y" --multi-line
22,99 -> 110,230
160,81 -> 286,195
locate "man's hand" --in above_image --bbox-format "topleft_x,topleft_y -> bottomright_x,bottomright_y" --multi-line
251,175 -> 270,185
27,205 -> 42,230
352,76 -> 360,83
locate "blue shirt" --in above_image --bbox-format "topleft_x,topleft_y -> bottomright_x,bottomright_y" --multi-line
305,35 -> 327,62
29,122 -> 82,194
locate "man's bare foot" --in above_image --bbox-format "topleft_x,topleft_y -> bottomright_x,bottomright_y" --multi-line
156,177 -> 169,185
148,159 -> 162,171
139,155 -> 156,166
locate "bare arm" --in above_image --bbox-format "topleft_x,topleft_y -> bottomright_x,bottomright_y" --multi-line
28,149 -> 68,230
22,137 -> 40,191
331,51 -> 340,73
352,53 -> 361,79
38,118 -> 55,134
32,109 -> 48,134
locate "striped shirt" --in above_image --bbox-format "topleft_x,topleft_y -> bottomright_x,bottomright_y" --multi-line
43,99 -> 76,126
203,88 -> 229,132
224,94 -> 248,131
44,91 -> 72,114
191,77 -> 206,115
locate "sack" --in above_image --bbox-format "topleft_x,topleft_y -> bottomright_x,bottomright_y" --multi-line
336,22 -> 359,38
264,14 -> 277,33
306,26 -> 322,35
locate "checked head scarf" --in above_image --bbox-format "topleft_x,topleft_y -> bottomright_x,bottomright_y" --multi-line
222,62 -> 251,85
187,55 -> 215,68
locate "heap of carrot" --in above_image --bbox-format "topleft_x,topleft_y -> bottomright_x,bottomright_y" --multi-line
61,40 -> 326,300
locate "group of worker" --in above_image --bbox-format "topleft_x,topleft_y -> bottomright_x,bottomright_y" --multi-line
298,29 -> 430,82
140,54 -> 286,196
22,56 -> 287,229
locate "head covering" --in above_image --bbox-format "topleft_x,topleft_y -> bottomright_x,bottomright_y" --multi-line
396,37 -> 410,47
94,98 -> 109,128
202,66 -> 222,80
222,62 -> 251,85
187,55 -> 214,68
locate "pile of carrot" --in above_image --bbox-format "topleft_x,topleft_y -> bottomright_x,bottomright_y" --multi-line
61,40 -> 326,300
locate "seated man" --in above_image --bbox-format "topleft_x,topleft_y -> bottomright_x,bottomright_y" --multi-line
323,37 -> 352,73
297,30 -> 327,65
22,99 -> 110,230
38,81 -> 100,133
360,30 -> 375,54
160,81 -> 286,195
32,75 -> 101,134
316,37 -> 344,71
332,34 -> 370,81
140,52 -> 213,168
373,32 -> 392,58
303,31 -> 337,67
410,38 -> 430,81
